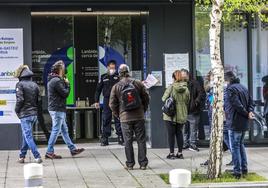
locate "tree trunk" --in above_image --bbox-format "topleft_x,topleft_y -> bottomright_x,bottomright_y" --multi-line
207,0 -> 225,179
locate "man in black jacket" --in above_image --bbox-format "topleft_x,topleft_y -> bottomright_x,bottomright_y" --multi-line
225,71 -> 254,179
15,65 -> 42,164
45,61 -> 84,159
181,69 -> 206,152
94,60 -> 123,146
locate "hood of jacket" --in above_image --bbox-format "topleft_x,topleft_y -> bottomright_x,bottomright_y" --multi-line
19,68 -> 33,79
173,81 -> 188,93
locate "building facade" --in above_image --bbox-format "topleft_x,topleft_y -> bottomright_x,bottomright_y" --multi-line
0,0 -> 267,149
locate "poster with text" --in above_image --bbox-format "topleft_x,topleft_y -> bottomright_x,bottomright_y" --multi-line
164,53 -> 189,88
0,29 -> 23,124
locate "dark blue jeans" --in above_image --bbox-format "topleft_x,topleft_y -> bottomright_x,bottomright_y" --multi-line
230,131 -> 247,175
20,116 -> 41,159
102,97 -> 122,138
223,130 -> 232,152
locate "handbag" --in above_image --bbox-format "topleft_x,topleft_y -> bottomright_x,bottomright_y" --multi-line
162,86 -> 176,117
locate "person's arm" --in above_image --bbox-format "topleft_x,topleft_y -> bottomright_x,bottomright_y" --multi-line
15,83 -> 24,115
94,76 -> 104,103
195,81 -> 206,106
55,79 -> 70,98
109,85 -> 119,117
162,86 -> 172,102
228,88 -> 249,117
248,94 -> 255,113
139,82 -> 150,112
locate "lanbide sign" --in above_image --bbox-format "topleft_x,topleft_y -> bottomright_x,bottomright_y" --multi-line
0,29 -> 23,124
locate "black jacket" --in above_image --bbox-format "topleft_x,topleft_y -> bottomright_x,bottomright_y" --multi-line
95,72 -> 120,102
47,74 -> 70,112
15,69 -> 39,119
188,79 -> 206,114
227,83 -> 254,131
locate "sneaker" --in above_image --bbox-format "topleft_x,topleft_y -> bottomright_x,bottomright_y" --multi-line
189,145 -> 200,152
183,144 -> 190,150
200,160 -> 209,166
166,153 -> 176,160
118,136 -> 124,145
140,166 -> 147,170
124,165 -> 134,170
176,153 -> 184,159
242,170 -> 248,176
71,148 -> 85,156
226,161 -> 233,166
18,157 -> 25,164
45,153 -> 62,159
34,158 -> 43,164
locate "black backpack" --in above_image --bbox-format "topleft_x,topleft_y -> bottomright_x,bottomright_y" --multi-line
162,86 -> 176,117
121,80 -> 142,111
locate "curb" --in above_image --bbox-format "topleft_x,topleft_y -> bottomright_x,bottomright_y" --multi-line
189,181 -> 268,188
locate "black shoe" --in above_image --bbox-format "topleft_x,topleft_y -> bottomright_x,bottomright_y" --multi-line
200,160 -> 209,166
176,153 -> 184,159
242,170 -> 248,176
226,161 -> 233,166
183,144 -> 190,150
232,173 -> 241,179
189,145 -> 200,152
118,136 -> 124,145
166,153 -> 176,160
101,137 -> 109,146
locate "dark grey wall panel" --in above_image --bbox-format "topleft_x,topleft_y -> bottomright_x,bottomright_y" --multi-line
148,3 -> 193,148
0,7 -> 32,150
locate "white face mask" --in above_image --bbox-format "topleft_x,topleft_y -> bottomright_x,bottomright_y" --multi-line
108,69 -> 116,75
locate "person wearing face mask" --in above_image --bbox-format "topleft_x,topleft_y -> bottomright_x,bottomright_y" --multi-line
94,60 -> 123,146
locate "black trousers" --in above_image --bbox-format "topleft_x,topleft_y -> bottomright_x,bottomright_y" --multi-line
121,120 -> 148,167
102,97 -> 122,138
165,121 -> 184,153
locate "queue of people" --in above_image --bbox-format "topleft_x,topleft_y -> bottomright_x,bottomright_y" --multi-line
14,60 -> 255,177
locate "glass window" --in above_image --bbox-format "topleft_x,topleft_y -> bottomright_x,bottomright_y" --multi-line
224,15 -> 248,87
195,7 -> 211,78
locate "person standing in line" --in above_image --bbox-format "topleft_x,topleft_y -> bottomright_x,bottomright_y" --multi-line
15,65 -> 42,164
181,69 -> 206,152
94,60 -> 123,146
225,71 -> 254,179
109,64 -> 150,170
45,61 -> 84,159
162,70 -> 190,160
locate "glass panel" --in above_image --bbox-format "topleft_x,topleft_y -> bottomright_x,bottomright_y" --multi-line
97,15 -> 132,76
224,15 -> 248,87
251,17 -> 268,142
195,7 -> 211,141
195,7 -> 211,78
32,16 -> 74,141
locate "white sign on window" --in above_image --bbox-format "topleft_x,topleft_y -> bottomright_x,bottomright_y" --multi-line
164,53 -> 189,88
0,29 -> 23,124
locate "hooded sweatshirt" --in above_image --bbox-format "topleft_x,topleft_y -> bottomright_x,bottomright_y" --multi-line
15,68 -> 39,119
162,81 -> 190,124
47,74 -> 70,112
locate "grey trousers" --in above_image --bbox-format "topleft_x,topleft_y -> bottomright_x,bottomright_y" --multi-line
121,120 -> 148,167
184,114 -> 200,146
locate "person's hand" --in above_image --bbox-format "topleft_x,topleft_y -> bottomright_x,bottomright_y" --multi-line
248,112 -> 255,120
64,77 -> 70,84
94,102 -> 100,109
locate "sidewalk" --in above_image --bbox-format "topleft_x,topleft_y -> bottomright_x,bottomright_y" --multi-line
1,143 -> 268,188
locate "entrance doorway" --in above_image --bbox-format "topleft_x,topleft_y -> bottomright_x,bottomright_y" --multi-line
31,11 -> 149,143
